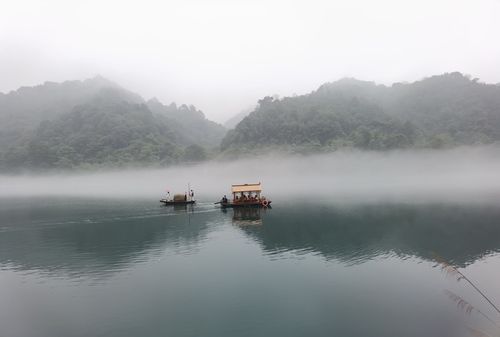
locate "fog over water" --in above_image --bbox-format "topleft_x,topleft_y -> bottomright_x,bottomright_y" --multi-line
2,146 -> 500,203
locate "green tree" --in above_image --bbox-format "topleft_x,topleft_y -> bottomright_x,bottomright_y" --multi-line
182,144 -> 207,162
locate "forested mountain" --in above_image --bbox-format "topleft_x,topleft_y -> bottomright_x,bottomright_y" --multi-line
0,77 -> 225,171
0,76 -> 140,150
221,73 -> 500,154
2,72 -> 500,171
146,98 -> 225,148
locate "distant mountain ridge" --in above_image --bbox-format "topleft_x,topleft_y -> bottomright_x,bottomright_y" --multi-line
0,76 -> 226,171
223,106 -> 255,129
222,72 -> 500,154
146,98 -> 225,148
2,72 -> 500,171
0,76 -> 138,149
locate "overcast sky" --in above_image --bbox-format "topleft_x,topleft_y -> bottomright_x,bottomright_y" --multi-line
1,0 -> 499,122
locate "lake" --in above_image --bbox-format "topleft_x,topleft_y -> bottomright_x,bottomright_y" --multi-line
1,197 -> 500,337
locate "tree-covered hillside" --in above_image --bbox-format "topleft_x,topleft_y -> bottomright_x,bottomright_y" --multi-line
221,73 -> 500,154
0,77 -> 225,171
2,72 -> 500,171
146,98 -> 225,148
0,76 -> 140,150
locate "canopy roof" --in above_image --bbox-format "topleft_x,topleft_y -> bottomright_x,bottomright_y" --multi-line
231,183 -> 262,193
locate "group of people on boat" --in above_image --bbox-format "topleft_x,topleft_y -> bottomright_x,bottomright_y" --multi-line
220,193 -> 267,204
162,183 -> 271,208
234,193 -> 261,203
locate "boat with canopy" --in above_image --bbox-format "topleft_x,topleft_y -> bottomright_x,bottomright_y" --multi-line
218,183 -> 271,208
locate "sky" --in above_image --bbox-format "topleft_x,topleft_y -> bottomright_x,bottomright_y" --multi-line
1,0 -> 500,123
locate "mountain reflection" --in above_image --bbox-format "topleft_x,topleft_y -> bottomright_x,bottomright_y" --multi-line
237,203 -> 500,266
2,199 -> 500,279
0,198 -> 219,277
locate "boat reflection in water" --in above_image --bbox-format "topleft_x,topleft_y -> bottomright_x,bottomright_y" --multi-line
171,203 -> 195,212
231,207 -> 266,226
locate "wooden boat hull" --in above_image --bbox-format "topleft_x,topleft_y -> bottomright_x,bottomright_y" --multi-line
220,201 -> 272,208
160,199 -> 195,205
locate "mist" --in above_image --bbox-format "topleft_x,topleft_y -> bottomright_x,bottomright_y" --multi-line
2,0 -> 500,121
2,146 -> 500,203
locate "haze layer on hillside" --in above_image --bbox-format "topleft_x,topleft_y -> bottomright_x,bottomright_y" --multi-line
1,0 -> 500,122
2,146 -> 500,204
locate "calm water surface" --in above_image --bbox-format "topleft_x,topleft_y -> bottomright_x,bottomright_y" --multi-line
1,197 -> 500,337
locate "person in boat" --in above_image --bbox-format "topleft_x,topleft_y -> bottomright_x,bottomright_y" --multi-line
184,193 -> 187,201
190,189 -> 194,199
222,195 -> 228,203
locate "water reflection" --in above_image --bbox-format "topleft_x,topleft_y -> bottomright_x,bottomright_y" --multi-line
0,198 -> 220,277
2,198 -> 500,337
237,203 -> 500,266
2,199 -> 500,280
170,203 -> 196,212
231,207 -> 265,226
